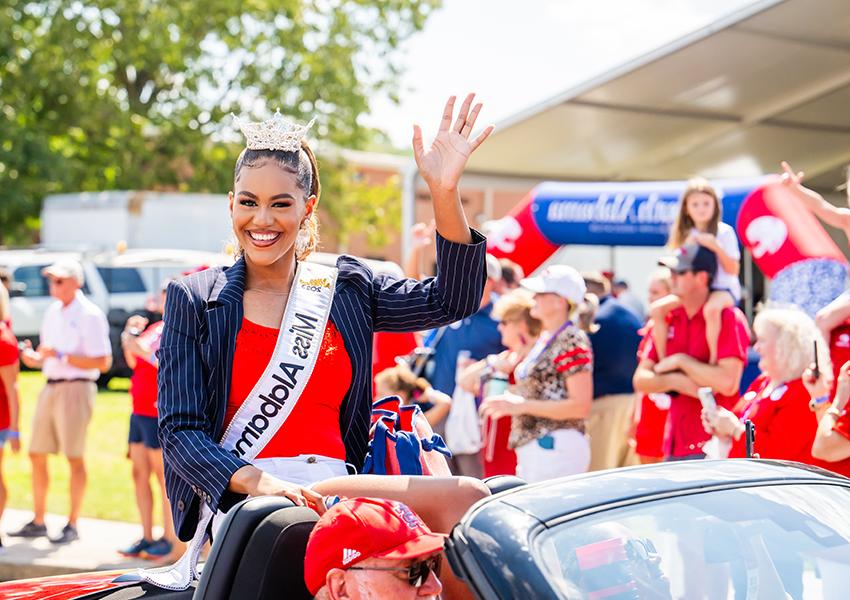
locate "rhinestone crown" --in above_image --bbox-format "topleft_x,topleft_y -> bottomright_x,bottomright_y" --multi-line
233,110 -> 315,152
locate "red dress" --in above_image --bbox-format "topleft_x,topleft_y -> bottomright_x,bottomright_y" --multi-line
223,318 -> 352,460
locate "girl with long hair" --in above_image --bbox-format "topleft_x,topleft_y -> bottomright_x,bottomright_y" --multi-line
650,178 -> 741,364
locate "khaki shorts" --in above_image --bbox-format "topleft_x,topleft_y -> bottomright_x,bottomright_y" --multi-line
29,381 -> 95,458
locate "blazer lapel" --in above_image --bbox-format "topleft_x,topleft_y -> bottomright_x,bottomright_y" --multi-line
203,259 -> 246,432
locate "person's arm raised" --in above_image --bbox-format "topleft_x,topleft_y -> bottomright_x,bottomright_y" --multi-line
412,94 -> 494,245
780,161 -> 850,233
811,361 -> 850,462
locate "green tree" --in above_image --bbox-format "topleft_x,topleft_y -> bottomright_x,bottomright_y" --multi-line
0,0 -> 437,244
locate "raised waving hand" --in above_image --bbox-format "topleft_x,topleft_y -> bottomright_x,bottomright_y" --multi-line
412,93 -> 494,193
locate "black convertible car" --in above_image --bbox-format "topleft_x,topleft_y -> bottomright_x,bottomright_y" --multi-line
3,460 -> 850,599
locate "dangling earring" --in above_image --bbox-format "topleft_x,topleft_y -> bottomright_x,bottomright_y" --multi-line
295,224 -> 310,257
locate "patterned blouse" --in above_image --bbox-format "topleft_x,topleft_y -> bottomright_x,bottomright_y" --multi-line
509,324 -> 593,449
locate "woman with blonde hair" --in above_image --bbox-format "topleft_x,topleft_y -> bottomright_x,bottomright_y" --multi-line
703,307 -> 832,463
479,265 -> 594,482
458,288 -> 542,477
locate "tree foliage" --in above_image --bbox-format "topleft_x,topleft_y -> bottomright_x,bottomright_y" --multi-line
0,0 -> 437,245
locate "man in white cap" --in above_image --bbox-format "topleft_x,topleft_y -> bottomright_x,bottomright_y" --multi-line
12,259 -> 111,543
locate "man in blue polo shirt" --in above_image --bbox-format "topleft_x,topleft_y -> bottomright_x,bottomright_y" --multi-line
583,272 -> 642,471
425,254 -> 505,477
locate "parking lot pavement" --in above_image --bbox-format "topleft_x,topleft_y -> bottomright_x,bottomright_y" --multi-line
0,509 -> 152,582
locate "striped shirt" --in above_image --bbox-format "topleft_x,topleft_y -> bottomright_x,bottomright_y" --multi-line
157,230 -> 487,540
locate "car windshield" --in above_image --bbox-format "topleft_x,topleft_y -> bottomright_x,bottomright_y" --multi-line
536,483 -> 850,600
13,264 -> 91,296
96,267 -> 146,293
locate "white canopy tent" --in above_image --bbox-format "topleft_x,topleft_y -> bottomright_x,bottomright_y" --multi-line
401,0 -> 850,312
462,0 -> 850,189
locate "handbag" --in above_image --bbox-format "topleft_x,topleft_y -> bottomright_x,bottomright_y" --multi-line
445,384 -> 482,455
362,396 -> 453,476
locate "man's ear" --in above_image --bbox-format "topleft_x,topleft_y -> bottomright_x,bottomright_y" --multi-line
325,568 -> 351,600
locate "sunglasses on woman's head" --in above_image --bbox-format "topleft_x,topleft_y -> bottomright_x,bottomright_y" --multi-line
348,555 -> 441,588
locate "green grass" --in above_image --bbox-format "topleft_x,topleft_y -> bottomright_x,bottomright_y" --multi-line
4,371 -> 159,524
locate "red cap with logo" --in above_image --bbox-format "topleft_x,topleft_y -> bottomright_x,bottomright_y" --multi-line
303,497 -> 446,595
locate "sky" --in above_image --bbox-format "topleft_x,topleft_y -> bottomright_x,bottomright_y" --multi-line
364,0 -> 757,148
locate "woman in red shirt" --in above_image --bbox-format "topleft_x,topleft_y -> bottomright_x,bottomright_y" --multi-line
119,285 -> 184,561
154,96 -> 494,599
800,360 -> 850,476
702,308 -> 833,465
632,269 -> 673,464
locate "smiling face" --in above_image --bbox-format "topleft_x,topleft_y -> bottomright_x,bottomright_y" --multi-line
228,161 -> 316,269
753,321 -> 780,377
684,191 -> 718,230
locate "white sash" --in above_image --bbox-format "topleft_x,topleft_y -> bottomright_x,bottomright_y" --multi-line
138,260 -> 338,590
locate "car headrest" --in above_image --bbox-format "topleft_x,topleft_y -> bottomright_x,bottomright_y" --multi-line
227,505 -> 319,600
195,496 -> 299,600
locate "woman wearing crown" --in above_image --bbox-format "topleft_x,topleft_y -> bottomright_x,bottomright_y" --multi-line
147,95 -> 493,597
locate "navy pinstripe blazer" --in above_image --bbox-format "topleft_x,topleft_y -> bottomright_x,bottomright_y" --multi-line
157,230 -> 486,540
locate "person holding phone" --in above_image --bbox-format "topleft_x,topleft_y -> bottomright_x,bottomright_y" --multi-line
702,308 -> 832,463
634,244 -> 749,460
458,289 -> 542,477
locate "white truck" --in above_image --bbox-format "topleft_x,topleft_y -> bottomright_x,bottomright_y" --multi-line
40,190 -> 233,253
0,247 -> 233,384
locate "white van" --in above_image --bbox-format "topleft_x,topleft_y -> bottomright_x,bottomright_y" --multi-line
0,247 -> 233,382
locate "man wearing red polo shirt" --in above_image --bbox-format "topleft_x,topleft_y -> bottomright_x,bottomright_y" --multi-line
633,244 -> 750,460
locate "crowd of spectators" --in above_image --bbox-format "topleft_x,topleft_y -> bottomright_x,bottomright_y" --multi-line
3,165 -> 850,585
389,168 -> 850,485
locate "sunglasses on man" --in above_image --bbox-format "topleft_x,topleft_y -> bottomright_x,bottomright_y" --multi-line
348,555 -> 441,588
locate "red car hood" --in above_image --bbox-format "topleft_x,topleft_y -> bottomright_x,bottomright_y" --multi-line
0,570 -> 132,600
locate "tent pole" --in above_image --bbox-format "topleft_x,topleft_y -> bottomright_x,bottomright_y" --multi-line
744,248 -> 754,324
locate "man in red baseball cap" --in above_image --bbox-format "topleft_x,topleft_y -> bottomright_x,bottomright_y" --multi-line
304,497 -> 445,599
